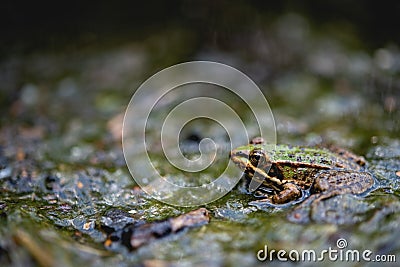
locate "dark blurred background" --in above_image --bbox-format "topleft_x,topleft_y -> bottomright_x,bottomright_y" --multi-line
1,0 -> 399,146
2,0 -> 400,55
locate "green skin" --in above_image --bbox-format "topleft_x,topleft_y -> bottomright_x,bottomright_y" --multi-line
230,140 -> 373,204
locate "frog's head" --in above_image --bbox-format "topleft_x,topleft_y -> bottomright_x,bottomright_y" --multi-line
230,143 -> 275,192
230,144 -> 272,172
230,145 -> 251,171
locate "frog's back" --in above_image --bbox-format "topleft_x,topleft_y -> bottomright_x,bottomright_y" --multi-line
269,145 -> 363,171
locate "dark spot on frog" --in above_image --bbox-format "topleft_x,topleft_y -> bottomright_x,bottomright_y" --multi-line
357,159 -> 366,166
245,165 -> 254,174
268,167 -> 277,176
319,159 -> 330,164
265,164 -> 284,181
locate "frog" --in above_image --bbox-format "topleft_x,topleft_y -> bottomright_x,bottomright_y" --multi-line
230,137 -> 375,205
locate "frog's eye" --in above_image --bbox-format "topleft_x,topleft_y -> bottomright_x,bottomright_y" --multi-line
249,149 -> 264,166
252,153 -> 261,161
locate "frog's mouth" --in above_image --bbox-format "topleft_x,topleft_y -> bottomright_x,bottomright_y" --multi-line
230,156 -> 248,171
229,150 -> 249,168
229,149 -> 248,159
240,161 -> 284,190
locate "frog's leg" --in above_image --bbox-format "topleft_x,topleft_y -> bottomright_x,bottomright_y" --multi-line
250,166 -> 302,204
308,169 -> 375,217
271,183 -> 302,204
249,183 -> 302,207
310,170 -> 374,195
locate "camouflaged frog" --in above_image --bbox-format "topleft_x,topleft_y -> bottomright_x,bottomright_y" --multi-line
230,137 -> 374,205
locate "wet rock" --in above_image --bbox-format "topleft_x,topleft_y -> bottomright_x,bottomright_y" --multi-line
101,209 -> 138,233
310,194 -> 372,224
359,198 -> 400,233
0,148 -> 11,180
104,208 -> 210,250
287,194 -> 373,225
0,245 -> 11,266
0,202 -> 7,219
43,175 -> 60,191
367,141 -> 400,192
